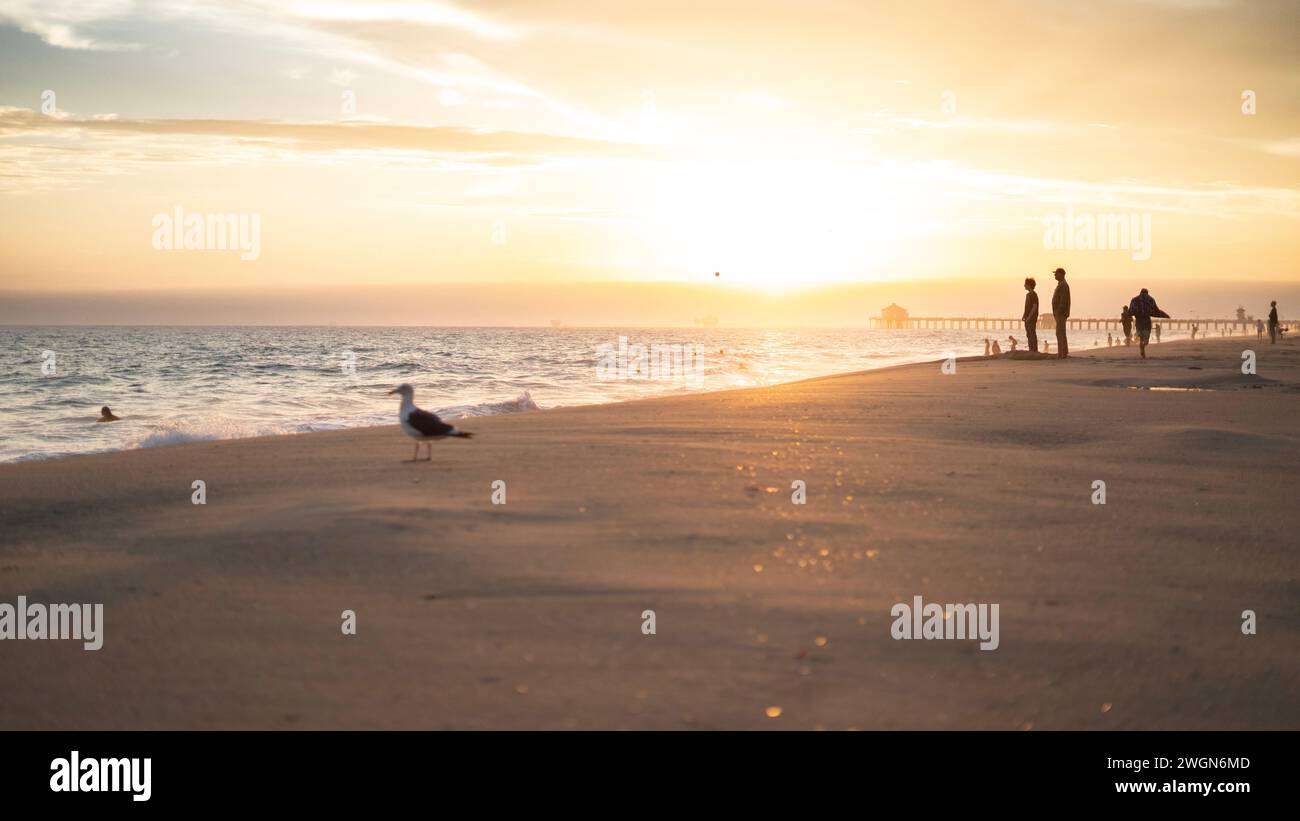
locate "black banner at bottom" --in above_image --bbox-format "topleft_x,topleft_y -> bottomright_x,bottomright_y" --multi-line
1,730 -> 1284,808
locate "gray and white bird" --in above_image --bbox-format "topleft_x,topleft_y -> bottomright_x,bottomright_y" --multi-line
387,383 -> 473,461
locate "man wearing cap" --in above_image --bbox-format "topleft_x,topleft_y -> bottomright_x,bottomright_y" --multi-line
1050,267 -> 1070,358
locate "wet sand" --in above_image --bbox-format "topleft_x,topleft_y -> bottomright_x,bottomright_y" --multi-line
1,335 -> 1297,729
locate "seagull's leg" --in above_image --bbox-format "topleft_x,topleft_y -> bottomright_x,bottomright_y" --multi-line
409,442 -> 418,462
425,442 -> 433,461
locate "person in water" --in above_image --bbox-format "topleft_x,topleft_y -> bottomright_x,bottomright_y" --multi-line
98,406 -> 120,423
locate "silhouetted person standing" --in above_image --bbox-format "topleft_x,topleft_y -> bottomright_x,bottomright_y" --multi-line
1120,305 -> 1133,345
1154,323 -> 1161,343
1050,267 -> 1070,357
1128,288 -> 1170,360
1022,277 -> 1039,355
1268,301 -> 1279,344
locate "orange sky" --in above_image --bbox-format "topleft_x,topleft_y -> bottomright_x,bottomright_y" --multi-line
1,0 -> 1297,321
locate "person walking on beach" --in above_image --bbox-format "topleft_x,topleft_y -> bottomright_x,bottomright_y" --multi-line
1007,335 -> 1018,352
1191,323 -> 1198,340
1154,323 -> 1161,343
1128,288 -> 1170,360
1051,267 -> 1070,357
1022,277 -> 1039,355
983,338 -> 991,356
1120,305 -> 1133,345
1268,301 -> 1279,343
1256,318 -> 1265,339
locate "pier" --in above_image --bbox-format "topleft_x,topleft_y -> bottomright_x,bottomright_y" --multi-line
869,316 -> 1297,333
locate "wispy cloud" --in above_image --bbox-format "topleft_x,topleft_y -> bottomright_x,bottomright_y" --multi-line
0,1 -> 596,128
0,106 -> 659,192
285,0 -> 523,41
864,109 -> 1062,135
0,0 -> 140,51
0,107 -> 651,157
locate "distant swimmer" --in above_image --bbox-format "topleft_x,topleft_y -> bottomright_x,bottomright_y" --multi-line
98,406 -> 120,423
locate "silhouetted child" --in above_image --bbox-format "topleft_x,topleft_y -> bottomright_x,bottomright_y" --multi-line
1022,278 -> 1039,356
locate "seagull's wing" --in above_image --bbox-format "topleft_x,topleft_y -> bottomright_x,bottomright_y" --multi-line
407,407 -> 456,437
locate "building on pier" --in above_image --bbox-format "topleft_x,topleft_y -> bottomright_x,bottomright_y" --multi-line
879,303 -> 910,329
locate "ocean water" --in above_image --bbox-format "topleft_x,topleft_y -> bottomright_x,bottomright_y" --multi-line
0,325 -> 1167,463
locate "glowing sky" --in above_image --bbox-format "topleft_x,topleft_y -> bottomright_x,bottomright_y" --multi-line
1,0 -> 1297,301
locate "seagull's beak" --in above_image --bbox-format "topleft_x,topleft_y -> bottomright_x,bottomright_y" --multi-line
387,388 -> 398,395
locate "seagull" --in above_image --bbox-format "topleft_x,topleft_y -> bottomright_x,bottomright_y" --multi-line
387,384 -> 473,461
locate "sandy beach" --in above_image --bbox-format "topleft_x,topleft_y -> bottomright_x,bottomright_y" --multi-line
1,335 -> 1296,730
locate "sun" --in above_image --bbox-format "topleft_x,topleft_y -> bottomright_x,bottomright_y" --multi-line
633,139 -> 919,292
